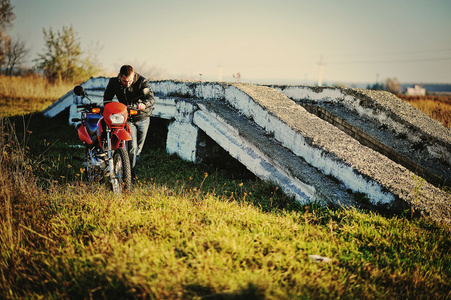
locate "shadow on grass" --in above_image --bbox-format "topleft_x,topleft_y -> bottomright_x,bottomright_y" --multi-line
184,283 -> 265,300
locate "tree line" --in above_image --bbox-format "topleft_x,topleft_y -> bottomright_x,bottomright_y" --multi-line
0,0 -> 99,83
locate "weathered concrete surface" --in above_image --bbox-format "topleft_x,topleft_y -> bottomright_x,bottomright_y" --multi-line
274,85 -> 451,187
194,100 -> 353,206
232,83 -> 450,223
42,77 -> 109,121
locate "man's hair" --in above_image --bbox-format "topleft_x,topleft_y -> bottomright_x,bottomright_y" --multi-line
119,65 -> 134,77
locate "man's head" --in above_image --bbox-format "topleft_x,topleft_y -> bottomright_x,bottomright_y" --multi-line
119,65 -> 134,88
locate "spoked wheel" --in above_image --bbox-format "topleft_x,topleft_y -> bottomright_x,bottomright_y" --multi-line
110,147 -> 132,193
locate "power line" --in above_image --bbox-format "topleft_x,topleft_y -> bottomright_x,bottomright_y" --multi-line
325,48 -> 451,57
327,56 -> 451,65
309,48 -> 451,65
382,48 -> 451,55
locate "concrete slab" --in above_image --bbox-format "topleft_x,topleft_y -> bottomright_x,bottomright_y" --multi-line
231,83 -> 450,223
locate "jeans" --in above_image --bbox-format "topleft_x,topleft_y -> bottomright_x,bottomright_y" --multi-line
128,117 -> 150,179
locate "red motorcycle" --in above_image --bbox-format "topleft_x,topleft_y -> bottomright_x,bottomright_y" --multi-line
72,85 -> 138,193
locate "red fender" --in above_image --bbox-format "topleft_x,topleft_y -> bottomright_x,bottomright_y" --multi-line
114,128 -> 132,141
77,124 -> 94,145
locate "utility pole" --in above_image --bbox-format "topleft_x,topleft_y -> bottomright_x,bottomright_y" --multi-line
317,55 -> 325,86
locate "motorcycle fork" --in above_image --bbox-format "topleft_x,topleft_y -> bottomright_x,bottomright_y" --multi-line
106,129 -> 128,176
106,129 -> 114,175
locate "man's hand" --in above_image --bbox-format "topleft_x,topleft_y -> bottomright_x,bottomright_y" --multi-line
137,103 -> 146,110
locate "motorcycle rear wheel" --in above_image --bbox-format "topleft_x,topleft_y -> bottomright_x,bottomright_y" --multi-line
110,147 -> 132,193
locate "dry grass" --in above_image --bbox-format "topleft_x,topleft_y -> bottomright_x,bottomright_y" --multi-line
0,74 -> 77,100
398,94 -> 451,128
0,75 -> 76,117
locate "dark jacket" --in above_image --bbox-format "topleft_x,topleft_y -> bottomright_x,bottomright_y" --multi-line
103,73 -> 156,122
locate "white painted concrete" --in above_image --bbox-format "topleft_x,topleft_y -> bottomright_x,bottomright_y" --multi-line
223,85 -> 394,205
194,103 -> 317,203
166,121 -> 198,162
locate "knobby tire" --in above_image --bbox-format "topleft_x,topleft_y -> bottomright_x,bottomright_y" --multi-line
112,147 -> 132,192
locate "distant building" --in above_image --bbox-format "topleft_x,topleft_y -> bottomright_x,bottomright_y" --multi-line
406,84 -> 426,96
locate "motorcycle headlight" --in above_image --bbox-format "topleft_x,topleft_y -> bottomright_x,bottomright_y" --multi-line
109,113 -> 125,125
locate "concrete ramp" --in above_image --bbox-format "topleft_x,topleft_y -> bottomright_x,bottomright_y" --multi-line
273,85 -> 451,187
44,78 -> 451,223
193,100 -> 353,206
43,77 -> 109,120
221,84 -> 450,222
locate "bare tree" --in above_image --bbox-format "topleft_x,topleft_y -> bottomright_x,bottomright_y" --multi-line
3,36 -> 28,75
0,0 -> 15,69
0,34 -> 9,67
128,59 -> 166,79
0,0 -> 14,30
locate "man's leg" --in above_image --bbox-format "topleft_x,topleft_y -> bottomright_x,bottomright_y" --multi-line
134,118 -> 150,167
129,118 -> 150,179
128,121 -> 138,179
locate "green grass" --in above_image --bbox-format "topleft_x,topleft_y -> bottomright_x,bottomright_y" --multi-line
1,112 -> 451,299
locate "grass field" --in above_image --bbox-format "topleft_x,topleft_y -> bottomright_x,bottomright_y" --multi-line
1,76 -> 450,299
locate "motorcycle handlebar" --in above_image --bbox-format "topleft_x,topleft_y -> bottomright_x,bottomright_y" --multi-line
76,103 -> 100,109
77,101 -> 140,110
75,102 -> 139,120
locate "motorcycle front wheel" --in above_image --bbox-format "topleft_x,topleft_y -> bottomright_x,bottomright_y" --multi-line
110,147 -> 132,193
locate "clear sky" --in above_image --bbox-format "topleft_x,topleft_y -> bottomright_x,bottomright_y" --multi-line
9,0 -> 451,85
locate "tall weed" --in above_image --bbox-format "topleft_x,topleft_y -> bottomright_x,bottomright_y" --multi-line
0,117 -> 43,296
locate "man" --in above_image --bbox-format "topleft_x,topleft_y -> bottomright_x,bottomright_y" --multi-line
103,65 -> 155,181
